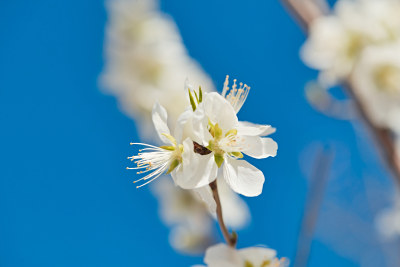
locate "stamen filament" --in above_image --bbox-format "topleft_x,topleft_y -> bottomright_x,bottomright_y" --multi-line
222,75 -> 250,113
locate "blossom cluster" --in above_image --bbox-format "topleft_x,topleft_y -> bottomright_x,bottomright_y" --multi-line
101,0 -> 215,140
128,76 -> 284,265
102,0 -> 252,253
302,0 -> 400,134
128,76 -> 277,198
103,0 -> 285,263
302,0 -> 400,243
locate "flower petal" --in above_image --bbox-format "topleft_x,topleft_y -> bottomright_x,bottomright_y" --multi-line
169,225 -> 212,255
237,121 -> 276,136
152,102 -> 172,144
223,158 -> 265,197
176,104 -> 211,145
174,138 -> 218,189
204,243 -> 242,267
174,107 -> 192,143
203,92 -> 238,131
238,247 -> 277,266
241,136 -> 278,159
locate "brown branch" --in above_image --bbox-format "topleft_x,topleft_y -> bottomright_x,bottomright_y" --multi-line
280,0 -> 400,186
210,180 -> 237,247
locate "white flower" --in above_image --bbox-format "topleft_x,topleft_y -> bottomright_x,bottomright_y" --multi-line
172,78 -> 252,223
151,178 -> 212,228
127,102 -> 214,188
151,178 -> 214,254
198,243 -> 288,267
351,41 -> 400,131
301,0 -> 400,86
376,196 -> 400,240
169,225 -> 214,255
184,91 -> 277,197
101,0 -> 215,140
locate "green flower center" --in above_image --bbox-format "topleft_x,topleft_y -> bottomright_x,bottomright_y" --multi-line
160,133 -> 184,173
373,64 -> 400,93
207,121 -> 243,168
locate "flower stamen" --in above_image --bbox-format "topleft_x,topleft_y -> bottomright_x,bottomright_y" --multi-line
221,75 -> 250,113
127,142 -> 182,188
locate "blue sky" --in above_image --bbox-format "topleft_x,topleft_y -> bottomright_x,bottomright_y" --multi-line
0,0 -> 396,266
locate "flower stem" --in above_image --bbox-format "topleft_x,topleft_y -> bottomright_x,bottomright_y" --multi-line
209,180 -> 237,247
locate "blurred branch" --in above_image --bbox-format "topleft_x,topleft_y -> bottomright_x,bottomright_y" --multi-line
345,80 -> 400,186
294,146 -> 334,267
279,0 -> 327,31
280,0 -> 400,187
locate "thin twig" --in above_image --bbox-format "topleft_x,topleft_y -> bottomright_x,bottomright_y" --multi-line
192,143 -> 237,246
210,180 -> 237,247
279,0 -> 400,186
294,145 -> 334,267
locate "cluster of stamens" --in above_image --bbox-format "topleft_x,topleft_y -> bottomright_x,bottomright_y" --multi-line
221,75 -> 250,113
218,132 -> 244,154
207,122 -> 246,161
127,143 -> 174,188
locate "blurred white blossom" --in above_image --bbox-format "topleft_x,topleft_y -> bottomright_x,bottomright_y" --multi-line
151,178 -> 250,254
351,42 -> 400,131
101,0 -> 215,139
301,0 -> 400,86
197,243 -> 288,267
151,178 -> 213,254
377,195 -> 400,240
